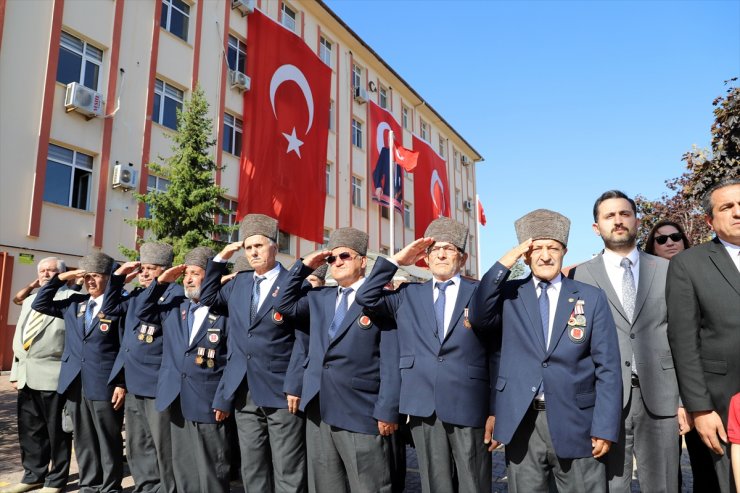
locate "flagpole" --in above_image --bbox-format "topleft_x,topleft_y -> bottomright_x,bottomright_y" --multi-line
476,193 -> 482,279
388,131 -> 395,256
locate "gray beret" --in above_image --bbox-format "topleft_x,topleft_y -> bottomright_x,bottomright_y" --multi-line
311,264 -> 328,280
328,228 -> 368,256
183,246 -> 215,270
239,214 -> 278,242
233,255 -> 253,273
515,209 -> 571,246
79,252 -> 114,275
424,217 -> 469,252
140,242 -> 174,267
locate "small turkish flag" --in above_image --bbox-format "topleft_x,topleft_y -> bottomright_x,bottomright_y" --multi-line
412,135 -> 450,236
394,145 -> 418,172
478,198 -> 487,226
239,10 -> 331,243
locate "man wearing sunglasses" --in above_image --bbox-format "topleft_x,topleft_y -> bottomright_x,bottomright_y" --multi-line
275,228 -> 400,493
355,217 -> 497,493
572,190 -> 683,493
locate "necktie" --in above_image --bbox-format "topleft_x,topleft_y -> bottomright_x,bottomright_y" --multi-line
187,302 -> 199,333
620,258 -> 636,322
22,310 -> 45,350
435,281 -> 452,343
328,287 -> 353,339
84,300 -> 96,335
250,276 -> 265,323
538,281 -> 550,348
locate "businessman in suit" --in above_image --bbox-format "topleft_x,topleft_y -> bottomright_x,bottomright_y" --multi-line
469,209 -> 622,493
32,252 -> 126,493
4,258 -> 74,493
275,228 -> 400,493
355,217 -> 497,493
201,214 -> 307,493
102,242 -> 180,493
667,177 -> 740,492
135,246 -> 231,493
573,190 -> 684,492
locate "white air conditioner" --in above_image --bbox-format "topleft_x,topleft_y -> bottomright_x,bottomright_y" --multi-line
461,155 -> 471,167
65,82 -> 104,118
230,70 -> 251,92
231,0 -> 255,16
463,199 -> 473,212
112,163 -> 137,191
354,86 -> 368,104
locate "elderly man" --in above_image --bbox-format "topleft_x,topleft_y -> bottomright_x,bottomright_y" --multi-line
3,258 -> 74,493
275,228 -> 400,493
469,209 -> 622,493
32,252 -> 126,493
355,217 -> 497,493
573,190 -> 684,492
102,243 -> 181,493
200,214 -> 307,493
667,177 -> 740,492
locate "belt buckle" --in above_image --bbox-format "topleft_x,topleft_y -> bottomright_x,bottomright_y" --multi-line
631,373 -> 640,388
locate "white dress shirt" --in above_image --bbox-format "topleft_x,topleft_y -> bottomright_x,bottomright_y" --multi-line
532,274 -> 562,349
252,263 -> 282,313
88,293 -> 105,318
334,277 -> 366,310
432,274 -> 462,338
719,237 -> 740,272
602,247 -> 640,307
188,303 -> 209,344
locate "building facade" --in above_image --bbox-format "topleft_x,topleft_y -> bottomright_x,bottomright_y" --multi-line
0,0 -> 482,369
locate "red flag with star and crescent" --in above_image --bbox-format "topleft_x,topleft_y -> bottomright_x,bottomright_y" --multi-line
412,134 -> 451,235
239,9 -> 331,243
368,101 -> 404,211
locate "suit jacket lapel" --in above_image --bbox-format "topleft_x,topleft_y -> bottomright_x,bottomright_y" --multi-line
188,305 -> 216,350
329,301 -> 362,346
708,238 -> 740,297
320,289 -> 336,351
547,278 -> 579,356
444,279 -> 474,341
633,252 -> 656,322
252,266 -> 285,326
587,257 -> 630,324
422,281 -> 442,344
519,278 -> 547,352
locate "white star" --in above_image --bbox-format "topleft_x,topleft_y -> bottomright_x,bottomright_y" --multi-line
282,127 -> 304,158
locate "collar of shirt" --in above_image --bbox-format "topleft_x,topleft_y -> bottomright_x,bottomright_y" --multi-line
432,274 -> 462,337
88,293 -> 105,318
253,263 -> 282,312
601,247 -> 640,301
335,277 -> 366,310
718,237 -> 740,271
531,274 -> 562,348
189,302 -> 210,344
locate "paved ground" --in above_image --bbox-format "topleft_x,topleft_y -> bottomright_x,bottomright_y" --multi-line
0,373 -> 695,492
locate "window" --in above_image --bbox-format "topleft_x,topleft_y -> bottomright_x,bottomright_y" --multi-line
319,36 -> 332,67
281,3 -> 296,32
456,189 -> 462,210
402,106 -> 409,130
145,175 -> 171,218
351,119 -> 363,148
153,79 -> 184,130
322,228 -> 331,248
326,162 -> 334,195
420,119 -> 429,141
223,113 -> 243,156
57,31 -> 103,91
454,149 -> 460,169
438,136 -> 446,158
352,64 -> 362,88
217,198 -> 238,242
44,144 -> 93,210
379,85 -> 388,109
160,0 -> 190,42
227,34 -> 247,74
351,176 -> 363,208
278,230 -> 292,254
328,100 -> 335,131
380,205 -> 389,219
404,202 -> 412,226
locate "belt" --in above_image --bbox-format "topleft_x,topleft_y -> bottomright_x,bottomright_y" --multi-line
631,373 -> 640,388
532,399 -> 546,411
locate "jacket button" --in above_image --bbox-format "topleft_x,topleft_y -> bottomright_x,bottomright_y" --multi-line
247,354 -> 251,360
182,373 -> 187,379
625,361 -> 631,367
125,348 -> 129,352
81,358 -> 85,362
531,387 -> 537,392
324,364 -> 329,369
248,333 -> 252,338
542,362 -> 548,368
438,357 -> 444,362
630,334 -> 635,339
185,352 -> 189,357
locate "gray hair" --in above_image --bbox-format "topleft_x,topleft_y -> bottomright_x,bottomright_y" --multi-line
38,256 -> 66,273
702,177 -> 740,217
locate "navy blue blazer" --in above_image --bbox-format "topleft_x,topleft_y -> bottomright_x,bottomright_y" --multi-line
32,275 -> 123,401
135,279 -> 228,424
104,274 -> 183,397
275,260 -> 400,435
469,262 -> 622,459
200,260 -> 305,411
355,257 -> 498,428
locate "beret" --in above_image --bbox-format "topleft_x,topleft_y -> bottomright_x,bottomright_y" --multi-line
139,242 -> 174,267
514,209 -> 571,247
239,214 -> 278,242
79,252 -> 114,275
328,228 -> 368,256
183,246 -> 216,270
424,217 -> 469,252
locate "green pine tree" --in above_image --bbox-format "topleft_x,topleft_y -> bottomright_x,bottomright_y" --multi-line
122,85 -> 235,263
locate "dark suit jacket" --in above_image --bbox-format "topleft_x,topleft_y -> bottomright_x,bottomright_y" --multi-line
469,263 -> 622,459
32,275 -> 123,401
135,279 -> 228,424
275,260 -> 400,435
355,256 -> 498,429
666,237 -> 740,425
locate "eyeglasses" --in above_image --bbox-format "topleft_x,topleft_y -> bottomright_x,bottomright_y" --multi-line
326,252 -> 358,264
427,244 -> 460,255
655,233 -> 683,245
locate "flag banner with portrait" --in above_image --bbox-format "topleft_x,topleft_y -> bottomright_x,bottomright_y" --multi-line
369,101 -> 404,211
412,134 -> 451,236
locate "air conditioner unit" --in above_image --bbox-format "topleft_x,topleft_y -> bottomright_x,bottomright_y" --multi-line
65,82 -> 104,118
230,70 -> 251,92
112,163 -> 137,191
463,199 -> 473,212
354,86 -> 368,104
461,155 -> 471,167
231,0 -> 255,16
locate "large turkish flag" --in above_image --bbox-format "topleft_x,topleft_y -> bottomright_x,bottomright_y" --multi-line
412,135 -> 451,235
369,101 -> 404,211
238,10 -> 331,243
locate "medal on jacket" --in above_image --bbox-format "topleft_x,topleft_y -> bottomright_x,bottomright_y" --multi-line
272,286 -> 280,298
99,318 -> 112,333
358,315 -> 372,329
207,326 -> 220,344
463,307 -> 472,329
272,310 -> 284,324
195,347 -> 205,366
78,303 -> 86,318
206,349 -> 216,368
568,300 -> 586,343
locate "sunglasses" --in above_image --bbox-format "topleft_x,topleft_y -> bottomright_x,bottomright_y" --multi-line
326,252 -> 358,264
655,233 -> 683,245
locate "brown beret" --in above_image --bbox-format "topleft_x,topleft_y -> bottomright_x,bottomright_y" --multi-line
424,217 -> 469,252
328,228 -> 368,256
515,209 -> 571,247
79,252 -> 114,275
239,214 -> 278,242
183,246 -> 215,270
140,242 -> 174,267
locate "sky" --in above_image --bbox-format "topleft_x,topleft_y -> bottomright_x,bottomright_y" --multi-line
324,0 -> 740,270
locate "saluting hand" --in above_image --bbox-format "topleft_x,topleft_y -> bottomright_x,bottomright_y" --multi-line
303,250 -> 331,270
158,264 -> 186,284
58,269 -> 86,282
498,238 -> 533,269
218,241 -> 243,261
115,261 -> 141,277
393,237 -> 435,266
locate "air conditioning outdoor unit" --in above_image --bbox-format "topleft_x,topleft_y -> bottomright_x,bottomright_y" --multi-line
461,155 -> 471,166
65,82 -> 104,118
232,0 -> 255,16
463,199 -> 473,212
354,86 -> 368,104
112,163 -> 137,191
230,70 -> 251,92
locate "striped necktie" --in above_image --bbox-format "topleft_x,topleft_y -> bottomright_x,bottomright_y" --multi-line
22,310 -> 45,350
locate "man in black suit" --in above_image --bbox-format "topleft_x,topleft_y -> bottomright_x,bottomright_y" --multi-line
667,177 -> 740,492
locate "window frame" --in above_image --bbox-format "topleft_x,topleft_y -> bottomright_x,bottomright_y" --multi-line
44,143 -> 94,211
227,34 -> 247,74
278,229 -> 292,255
351,118 -> 363,149
326,162 -> 334,196
352,64 -> 362,89
403,202 -> 412,227
420,119 -> 429,142
153,79 -> 185,130
402,105 -> 409,130
281,3 -> 297,32
351,176 -> 363,208
145,174 -> 171,219
222,113 -> 243,156
379,84 -> 388,109
319,36 -> 333,67
216,197 -> 239,243
57,31 -> 103,91
161,0 -> 190,42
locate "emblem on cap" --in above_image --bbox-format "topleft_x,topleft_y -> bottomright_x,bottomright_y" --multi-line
358,315 -> 372,328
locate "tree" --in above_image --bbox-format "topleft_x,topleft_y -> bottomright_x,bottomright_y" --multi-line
122,85 -> 234,262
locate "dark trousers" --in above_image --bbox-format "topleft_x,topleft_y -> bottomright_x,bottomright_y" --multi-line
683,428 -> 721,492
17,386 -> 72,488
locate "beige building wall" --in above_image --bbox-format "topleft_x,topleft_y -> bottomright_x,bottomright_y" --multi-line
0,0 -> 482,368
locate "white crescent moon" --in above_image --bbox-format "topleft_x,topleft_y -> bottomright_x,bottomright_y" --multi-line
430,169 -> 446,217
394,147 -> 405,161
270,64 -> 314,133
376,122 -> 391,154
